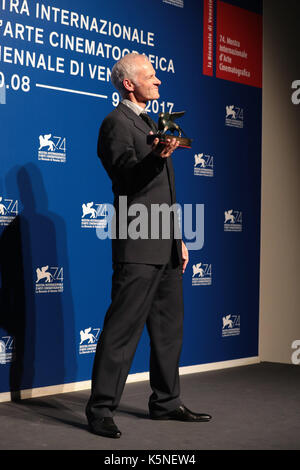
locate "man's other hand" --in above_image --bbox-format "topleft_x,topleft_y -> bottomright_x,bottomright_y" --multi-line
182,241 -> 189,274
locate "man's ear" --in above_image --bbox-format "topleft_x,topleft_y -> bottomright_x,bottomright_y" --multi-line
123,78 -> 135,92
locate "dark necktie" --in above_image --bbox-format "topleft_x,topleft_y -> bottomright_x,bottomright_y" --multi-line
140,112 -> 157,132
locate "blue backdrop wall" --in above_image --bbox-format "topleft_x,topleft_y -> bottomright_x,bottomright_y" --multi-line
0,0 -> 262,396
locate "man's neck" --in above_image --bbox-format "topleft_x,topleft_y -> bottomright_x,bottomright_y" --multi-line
123,93 -> 147,108
121,99 -> 146,116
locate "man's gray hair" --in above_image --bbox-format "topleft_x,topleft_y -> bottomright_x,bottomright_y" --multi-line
111,53 -> 148,96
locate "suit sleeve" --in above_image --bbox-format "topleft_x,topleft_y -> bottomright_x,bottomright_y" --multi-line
97,115 -> 166,196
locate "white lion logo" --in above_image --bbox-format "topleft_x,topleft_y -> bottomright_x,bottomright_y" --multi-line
39,134 -> 55,151
194,153 -> 206,168
0,197 -> 6,215
226,105 -> 236,119
36,266 -> 52,283
192,263 -> 204,278
80,328 -> 96,344
222,315 -> 233,329
82,202 -> 97,218
224,210 -> 235,224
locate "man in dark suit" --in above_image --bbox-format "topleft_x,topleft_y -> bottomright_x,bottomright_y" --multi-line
86,53 -> 211,438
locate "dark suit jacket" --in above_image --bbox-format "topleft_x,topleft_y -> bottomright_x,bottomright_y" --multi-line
97,102 -> 182,265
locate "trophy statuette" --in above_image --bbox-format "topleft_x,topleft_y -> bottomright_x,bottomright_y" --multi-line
147,111 -> 192,149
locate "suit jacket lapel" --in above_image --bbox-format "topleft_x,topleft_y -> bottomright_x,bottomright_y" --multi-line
118,103 -> 151,135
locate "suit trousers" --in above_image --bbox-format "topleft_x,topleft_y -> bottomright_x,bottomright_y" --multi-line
86,246 -> 184,420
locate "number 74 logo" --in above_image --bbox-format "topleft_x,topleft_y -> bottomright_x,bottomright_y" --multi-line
0,198 -> 18,215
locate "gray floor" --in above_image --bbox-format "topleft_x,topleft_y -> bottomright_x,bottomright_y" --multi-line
0,362 -> 299,450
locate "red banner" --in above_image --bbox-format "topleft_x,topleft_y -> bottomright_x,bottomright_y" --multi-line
216,1 -> 262,88
203,0 -> 214,77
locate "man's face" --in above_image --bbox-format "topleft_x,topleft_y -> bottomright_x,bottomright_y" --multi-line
131,58 -> 161,104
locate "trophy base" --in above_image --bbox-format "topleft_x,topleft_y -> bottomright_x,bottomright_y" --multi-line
147,134 -> 192,149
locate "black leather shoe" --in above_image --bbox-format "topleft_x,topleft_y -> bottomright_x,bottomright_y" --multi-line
88,417 -> 122,438
150,405 -> 212,422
